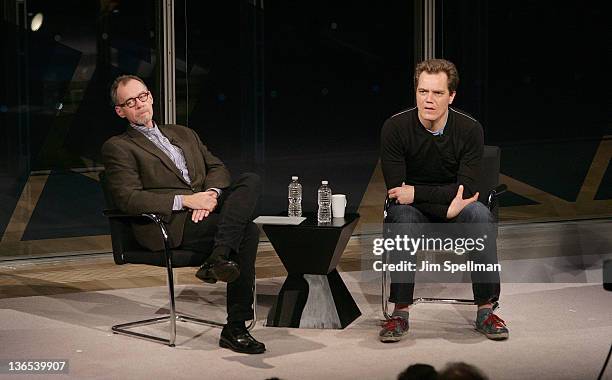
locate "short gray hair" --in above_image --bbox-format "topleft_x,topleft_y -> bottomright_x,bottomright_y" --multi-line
110,75 -> 147,105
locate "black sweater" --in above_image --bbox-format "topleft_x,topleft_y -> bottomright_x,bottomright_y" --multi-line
380,107 -> 484,219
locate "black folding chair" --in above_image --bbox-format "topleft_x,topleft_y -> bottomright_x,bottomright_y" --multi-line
100,172 -> 256,346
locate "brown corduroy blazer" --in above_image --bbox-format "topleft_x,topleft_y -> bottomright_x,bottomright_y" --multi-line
101,124 -> 231,252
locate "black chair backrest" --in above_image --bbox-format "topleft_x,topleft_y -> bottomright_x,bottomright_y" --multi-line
476,145 -> 501,218
99,171 -> 138,265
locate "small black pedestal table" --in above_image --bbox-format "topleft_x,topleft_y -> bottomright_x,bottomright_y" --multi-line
262,213 -> 361,329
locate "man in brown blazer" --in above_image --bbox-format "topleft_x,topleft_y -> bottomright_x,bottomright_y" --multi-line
101,75 -> 265,354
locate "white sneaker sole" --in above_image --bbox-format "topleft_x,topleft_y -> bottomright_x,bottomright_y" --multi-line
379,332 -> 407,343
476,328 -> 509,340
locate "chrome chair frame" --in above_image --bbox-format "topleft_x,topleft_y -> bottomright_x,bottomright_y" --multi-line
381,185 -> 506,320
104,211 -> 256,347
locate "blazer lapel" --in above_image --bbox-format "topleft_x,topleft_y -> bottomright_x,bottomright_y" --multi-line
126,127 -> 190,186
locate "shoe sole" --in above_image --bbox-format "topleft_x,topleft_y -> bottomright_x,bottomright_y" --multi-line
379,330 -> 407,343
195,274 -> 217,284
219,338 -> 266,354
196,263 -> 240,284
476,328 -> 509,340
195,270 -> 217,284
212,264 -> 240,283
379,336 -> 403,343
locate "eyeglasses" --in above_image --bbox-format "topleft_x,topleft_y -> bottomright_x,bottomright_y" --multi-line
116,91 -> 150,108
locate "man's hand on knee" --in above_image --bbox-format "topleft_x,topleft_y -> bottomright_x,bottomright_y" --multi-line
446,185 -> 479,219
388,182 -> 415,205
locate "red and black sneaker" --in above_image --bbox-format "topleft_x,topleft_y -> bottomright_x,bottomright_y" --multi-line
379,316 -> 409,343
475,308 -> 509,340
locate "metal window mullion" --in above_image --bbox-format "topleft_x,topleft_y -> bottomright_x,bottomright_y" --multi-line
162,0 -> 175,125
424,0 -> 435,60
424,0 -> 429,59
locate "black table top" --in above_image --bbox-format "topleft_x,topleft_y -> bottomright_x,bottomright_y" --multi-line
267,212 -> 359,229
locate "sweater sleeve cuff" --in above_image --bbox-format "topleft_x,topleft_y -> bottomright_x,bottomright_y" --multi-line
413,185 -> 429,203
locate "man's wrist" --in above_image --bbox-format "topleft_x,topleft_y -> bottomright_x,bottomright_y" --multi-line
205,188 -> 221,198
181,194 -> 192,209
407,184 -> 415,204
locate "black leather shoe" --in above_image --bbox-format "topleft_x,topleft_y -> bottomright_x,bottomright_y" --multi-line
195,257 -> 240,284
219,325 -> 266,354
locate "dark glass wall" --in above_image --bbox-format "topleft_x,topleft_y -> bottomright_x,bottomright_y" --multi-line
176,0 -> 415,217
2,0 -> 607,260
0,0 -> 159,259
439,0 -> 611,221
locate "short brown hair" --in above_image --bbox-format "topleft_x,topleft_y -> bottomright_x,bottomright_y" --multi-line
110,75 -> 147,105
414,59 -> 459,93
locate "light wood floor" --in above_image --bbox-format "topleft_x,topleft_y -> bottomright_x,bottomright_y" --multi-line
0,240 -> 365,299
2,216 -> 610,300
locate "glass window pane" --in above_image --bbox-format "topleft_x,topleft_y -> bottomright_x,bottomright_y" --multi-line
177,1 -> 415,235
440,0 -> 610,222
0,0 -> 159,259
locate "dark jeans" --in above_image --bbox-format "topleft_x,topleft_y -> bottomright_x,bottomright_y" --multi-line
179,172 -> 261,323
386,202 -> 500,306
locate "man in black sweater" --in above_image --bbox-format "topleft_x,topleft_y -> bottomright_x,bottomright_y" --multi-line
379,59 -> 508,342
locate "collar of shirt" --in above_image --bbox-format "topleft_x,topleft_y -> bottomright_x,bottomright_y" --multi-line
427,126 -> 445,136
424,114 -> 448,136
130,121 -> 160,137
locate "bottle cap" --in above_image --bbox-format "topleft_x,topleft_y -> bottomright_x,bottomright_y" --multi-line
292,176 -> 298,180
321,180 -> 328,185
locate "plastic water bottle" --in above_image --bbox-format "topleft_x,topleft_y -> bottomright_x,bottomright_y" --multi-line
317,180 -> 332,223
288,176 -> 302,217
